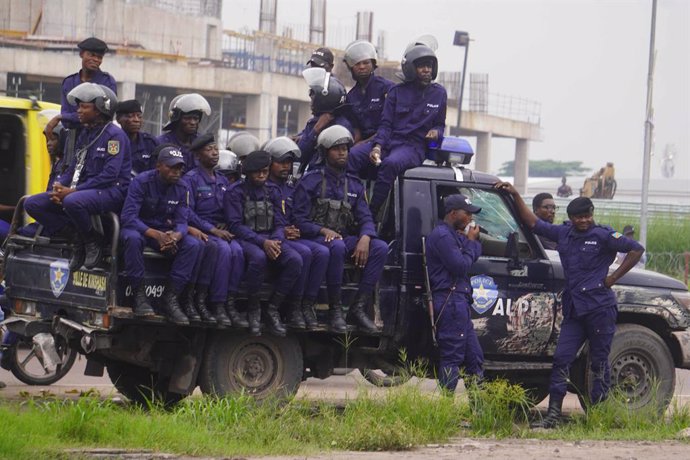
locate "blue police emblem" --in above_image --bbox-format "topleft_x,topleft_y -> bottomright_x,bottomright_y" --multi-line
50,260 -> 70,298
471,275 -> 499,314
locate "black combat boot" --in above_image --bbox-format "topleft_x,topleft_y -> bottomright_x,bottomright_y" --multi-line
225,295 -> 248,328
327,288 -> 347,333
133,284 -> 155,317
301,298 -> 319,330
194,286 -> 217,325
209,302 -> 231,327
247,295 -> 262,336
162,282 -> 190,325
265,292 -> 287,337
180,285 -> 202,323
346,291 -> 379,334
82,230 -> 103,269
286,296 -> 306,329
530,397 -> 563,429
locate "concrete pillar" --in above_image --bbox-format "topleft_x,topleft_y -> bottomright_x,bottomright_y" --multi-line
0,72 -> 7,96
118,81 -> 137,101
296,101 -> 312,133
514,139 -> 530,195
474,132 -> 492,173
246,74 -> 278,144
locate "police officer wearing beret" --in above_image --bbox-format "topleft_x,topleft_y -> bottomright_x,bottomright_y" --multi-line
182,133 -> 247,328
225,150 -> 303,337
425,194 -> 484,393
120,145 -> 204,324
115,99 -> 159,175
496,182 -> 645,428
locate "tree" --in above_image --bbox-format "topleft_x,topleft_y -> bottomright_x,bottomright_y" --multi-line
497,160 -> 588,177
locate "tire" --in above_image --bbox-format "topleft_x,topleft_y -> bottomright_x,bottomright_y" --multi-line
578,323 -> 675,412
6,333 -> 78,386
360,368 -> 411,387
106,360 -> 186,407
198,332 -> 303,400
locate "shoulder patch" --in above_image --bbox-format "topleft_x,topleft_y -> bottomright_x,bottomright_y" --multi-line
611,231 -> 622,239
107,140 -> 120,155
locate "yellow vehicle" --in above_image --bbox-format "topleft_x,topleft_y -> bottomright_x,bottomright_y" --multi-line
0,96 -> 60,222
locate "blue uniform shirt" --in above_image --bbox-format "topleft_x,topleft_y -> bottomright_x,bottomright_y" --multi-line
268,178 -> 296,222
130,132 -> 159,175
60,70 -> 117,129
297,116 -> 354,172
120,169 -> 190,235
373,81 -> 447,148
346,75 -> 395,139
224,180 -> 287,246
534,219 -> 645,316
182,167 -> 231,233
58,123 -> 131,191
292,167 -> 377,239
425,222 -> 482,298
156,131 -> 198,171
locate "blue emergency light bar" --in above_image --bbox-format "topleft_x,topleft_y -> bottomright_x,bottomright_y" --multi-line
426,136 -> 474,165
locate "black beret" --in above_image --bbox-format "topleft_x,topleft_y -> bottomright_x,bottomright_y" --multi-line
242,150 -> 271,173
116,99 -> 142,115
190,132 -> 216,151
566,197 -> 594,216
78,37 -> 109,54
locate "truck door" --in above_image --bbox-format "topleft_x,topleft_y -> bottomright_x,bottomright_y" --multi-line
433,183 -> 559,359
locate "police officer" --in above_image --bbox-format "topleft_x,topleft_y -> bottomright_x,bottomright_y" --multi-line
224,150 -> 303,336
532,193 -> 558,250
227,131 -> 260,173
368,44 -> 447,218
341,40 -> 395,177
120,145 -> 204,324
157,93 -> 211,170
297,70 -> 354,173
496,182 -> 644,428
306,47 -> 335,72
183,133 -> 247,328
24,83 -> 130,269
292,126 -> 386,333
116,99 -> 159,175
216,149 -> 241,184
425,194 -> 484,393
265,136 -> 330,330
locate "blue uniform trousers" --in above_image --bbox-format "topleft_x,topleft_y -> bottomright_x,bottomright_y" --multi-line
284,239 -> 329,300
193,237 -> 219,288
238,239 -> 302,295
315,235 -> 387,294
198,235 -> 245,303
549,305 -> 617,403
120,228 -> 203,292
369,139 -> 425,211
25,187 -> 124,235
347,140 -> 378,180
434,292 -> 484,392
0,219 -> 9,242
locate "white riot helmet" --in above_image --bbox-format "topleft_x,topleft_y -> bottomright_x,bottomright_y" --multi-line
263,136 -> 301,162
216,149 -> 239,173
317,125 -> 353,153
344,40 -> 378,69
227,132 -> 260,159
67,82 -> 118,118
163,93 -> 211,131
38,109 -> 64,136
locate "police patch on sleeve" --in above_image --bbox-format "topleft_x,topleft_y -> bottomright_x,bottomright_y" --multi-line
611,231 -> 622,239
107,140 -> 120,155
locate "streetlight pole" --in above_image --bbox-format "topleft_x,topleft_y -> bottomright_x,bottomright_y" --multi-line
453,31 -> 470,132
640,0 -> 657,251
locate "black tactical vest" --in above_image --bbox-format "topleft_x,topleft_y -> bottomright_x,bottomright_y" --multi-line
243,186 -> 274,233
310,170 -> 355,234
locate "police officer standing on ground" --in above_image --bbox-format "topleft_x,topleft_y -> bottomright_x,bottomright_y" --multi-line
292,125 -> 386,333
367,44 -> 447,219
115,100 -> 159,175
557,176 -> 573,198
183,133 -> 247,328
532,193 -> 558,250
341,40 -> 395,177
425,194 -> 484,393
157,93 -> 211,170
24,83 -> 130,269
495,181 -> 644,428
225,150 -> 303,337
265,136 -> 330,330
120,145 -> 204,324
306,47 -> 335,72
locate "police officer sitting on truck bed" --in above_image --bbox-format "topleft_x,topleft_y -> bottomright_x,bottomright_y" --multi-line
119,145 -> 204,324
224,150 -> 303,337
157,93 -> 211,171
24,83 -> 130,270
115,99 -> 159,176
292,125 -> 386,334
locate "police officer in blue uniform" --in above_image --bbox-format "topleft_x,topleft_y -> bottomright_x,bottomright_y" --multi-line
292,125 -> 386,333
115,100 -> 159,175
225,150 -> 303,337
157,93 -> 211,170
265,136 -> 330,330
425,194 -> 484,393
496,182 -> 645,428
24,83 -> 130,269
341,40 -> 395,177
368,44 -> 447,218
183,133 -> 247,328
120,145 -> 204,324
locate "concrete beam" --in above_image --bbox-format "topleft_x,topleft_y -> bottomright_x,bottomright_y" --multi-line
447,106 -> 542,142
514,139 -> 530,195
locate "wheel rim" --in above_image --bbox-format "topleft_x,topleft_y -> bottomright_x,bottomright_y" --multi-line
230,342 -> 280,394
611,351 -> 654,402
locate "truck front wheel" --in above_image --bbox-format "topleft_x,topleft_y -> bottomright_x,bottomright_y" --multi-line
198,332 -> 303,400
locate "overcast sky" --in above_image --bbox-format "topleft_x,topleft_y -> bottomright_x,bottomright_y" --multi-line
223,0 -> 689,181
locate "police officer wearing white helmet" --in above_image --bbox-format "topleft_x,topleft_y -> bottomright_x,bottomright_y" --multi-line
156,93 -> 212,170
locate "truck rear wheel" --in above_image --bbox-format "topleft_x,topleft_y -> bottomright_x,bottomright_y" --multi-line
578,323 -> 675,412
198,332 -> 303,400
106,361 -> 186,407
